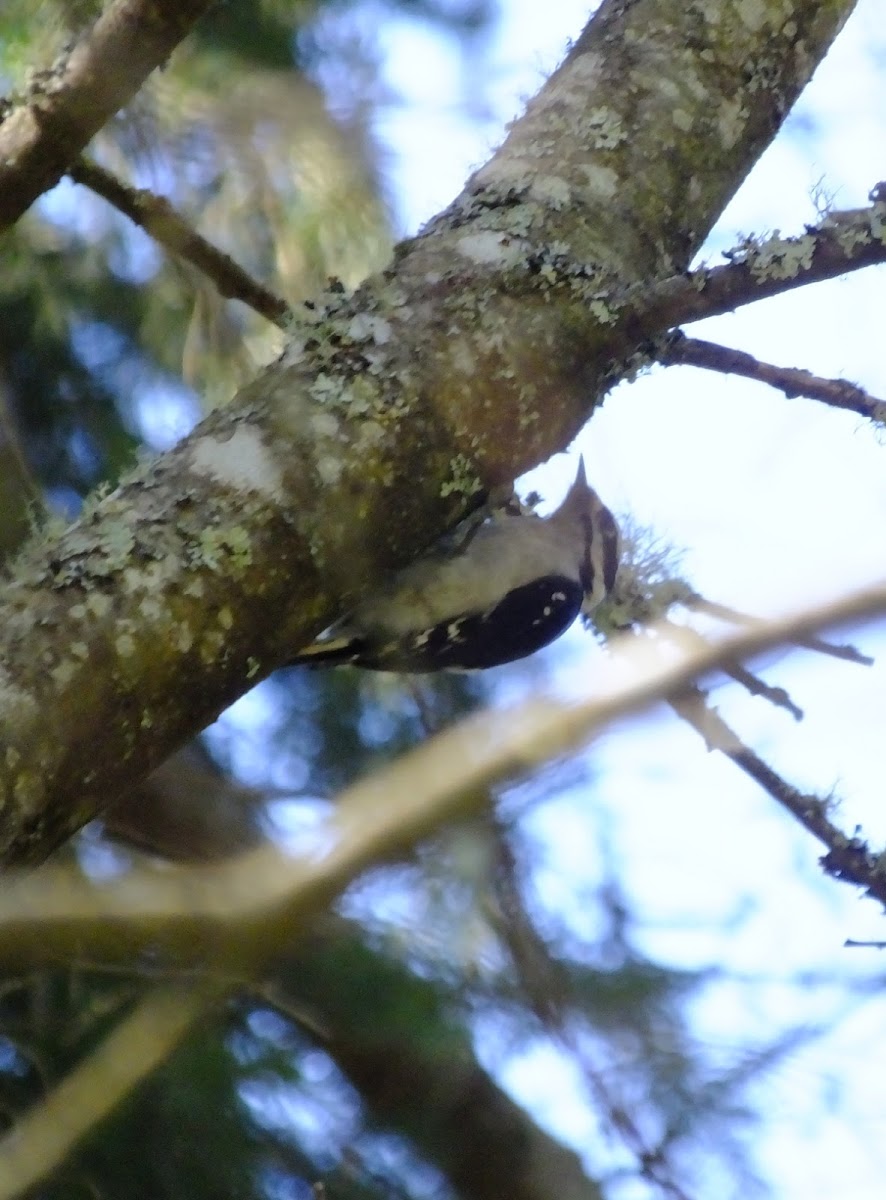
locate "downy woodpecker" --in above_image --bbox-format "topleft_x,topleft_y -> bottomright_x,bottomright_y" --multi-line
291,458 -> 619,672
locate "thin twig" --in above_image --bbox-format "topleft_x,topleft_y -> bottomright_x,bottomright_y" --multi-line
656,332 -> 886,424
68,157 -> 292,328
659,618 -> 805,719
722,661 -> 803,721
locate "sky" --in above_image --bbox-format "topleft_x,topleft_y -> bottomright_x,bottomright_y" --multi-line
361,2 -> 886,1197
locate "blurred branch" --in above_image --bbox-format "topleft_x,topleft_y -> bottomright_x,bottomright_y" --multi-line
0,910 -> 606,1200
0,573 -> 885,966
624,192 -> 886,344
0,0 -> 215,231
0,976 -> 227,1200
656,332 -> 886,425
2,579 -> 884,1195
68,157 -> 292,328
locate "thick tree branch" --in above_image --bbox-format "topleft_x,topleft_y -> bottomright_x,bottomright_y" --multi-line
657,331 -> 886,423
68,157 -> 292,327
0,0 -> 214,231
0,0 -> 857,864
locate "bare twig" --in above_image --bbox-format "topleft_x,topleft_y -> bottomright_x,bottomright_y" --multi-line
68,158 -> 292,328
656,332 -> 886,424
0,0 -> 215,231
721,661 -> 803,721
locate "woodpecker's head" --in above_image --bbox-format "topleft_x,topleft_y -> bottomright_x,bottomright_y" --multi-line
554,457 -> 620,615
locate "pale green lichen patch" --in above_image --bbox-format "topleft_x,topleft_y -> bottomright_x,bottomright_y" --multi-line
831,220 -> 873,257
172,623 -> 194,652
580,163 -> 619,199
115,632 -> 136,658
195,525 -> 253,574
532,176 -> 573,211
441,455 -> 482,499
736,0 -> 769,32
749,234 -> 815,280
456,231 -> 528,267
0,680 -> 37,729
346,313 -> 392,344
189,428 -> 285,503
310,411 -> 342,439
585,108 -> 626,151
51,659 -> 78,687
138,595 -> 166,624
717,97 -> 749,150
316,453 -> 345,487
86,591 -> 112,618
57,521 -> 135,578
199,628 -> 227,664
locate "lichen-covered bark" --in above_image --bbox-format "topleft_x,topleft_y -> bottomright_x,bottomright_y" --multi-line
0,0 -> 857,863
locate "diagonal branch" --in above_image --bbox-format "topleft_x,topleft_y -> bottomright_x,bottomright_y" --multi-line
68,157 -> 292,328
0,0 -> 214,231
656,332 -> 886,424
719,660 -> 803,721
0,976 -> 227,1200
